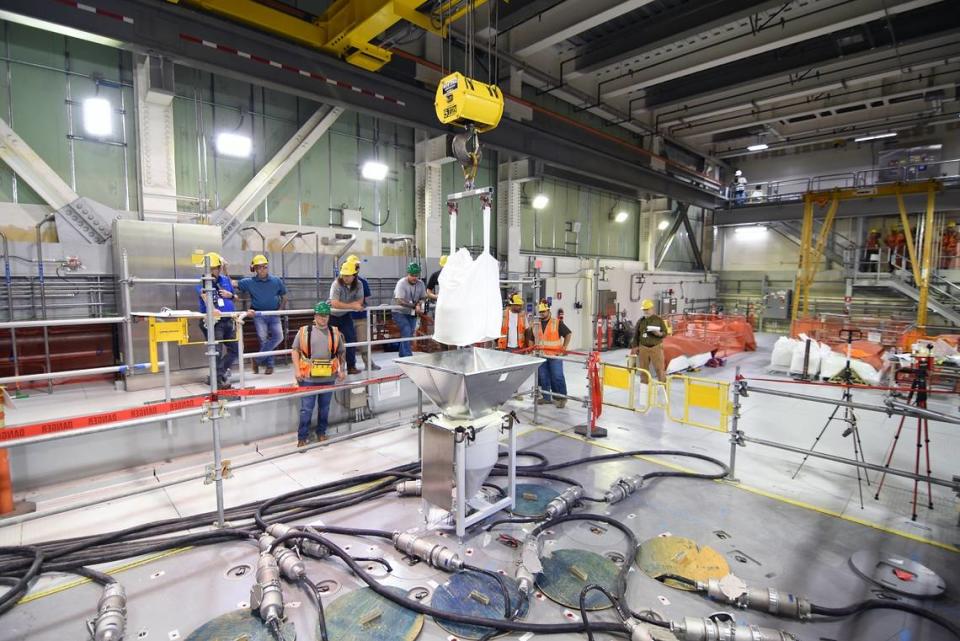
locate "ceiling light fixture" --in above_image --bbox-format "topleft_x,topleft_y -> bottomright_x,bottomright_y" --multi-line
361,160 -> 389,181
215,132 -> 252,158
611,210 -> 629,223
854,132 -> 897,142
532,194 -> 549,210
82,97 -> 112,137
746,143 -> 769,152
657,220 -> 670,231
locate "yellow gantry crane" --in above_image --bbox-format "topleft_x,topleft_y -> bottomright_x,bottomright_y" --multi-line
170,0 -> 486,71
791,181 -> 942,326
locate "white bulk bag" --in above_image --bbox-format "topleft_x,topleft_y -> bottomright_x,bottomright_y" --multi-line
820,351 -> 847,380
789,338 -> 821,376
770,336 -> 798,367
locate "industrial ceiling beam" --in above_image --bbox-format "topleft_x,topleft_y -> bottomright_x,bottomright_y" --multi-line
215,105 -> 344,241
495,0 -> 567,34
0,0 -> 722,208
653,33 -> 960,122
599,0 -> 942,100
570,0 -> 786,77
509,0 -> 658,58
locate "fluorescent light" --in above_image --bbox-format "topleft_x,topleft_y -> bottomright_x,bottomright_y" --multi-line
82,97 -> 112,137
854,132 -> 897,142
612,211 -> 629,223
532,194 -> 549,210
361,160 -> 389,181
215,132 -> 252,158
657,220 -> 670,231
746,143 -> 769,152
734,225 -> 768,239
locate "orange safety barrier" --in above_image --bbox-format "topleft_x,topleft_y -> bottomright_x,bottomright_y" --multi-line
667,313 -> 757,357
0,388 -> 11,514
791,315 -> 913,349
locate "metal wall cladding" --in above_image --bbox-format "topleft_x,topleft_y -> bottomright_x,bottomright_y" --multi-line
113,219 -> 222,370
422,422 -> 455,510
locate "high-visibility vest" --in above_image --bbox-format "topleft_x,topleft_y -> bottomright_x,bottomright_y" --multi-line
295,324 -> 341,378
498,310 -> 527,349
533,318 -> 564,354
942,232 -> 958,256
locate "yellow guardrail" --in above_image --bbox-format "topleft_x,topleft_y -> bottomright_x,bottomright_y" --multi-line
600,360 -> 730,432
666,374 -> 732,432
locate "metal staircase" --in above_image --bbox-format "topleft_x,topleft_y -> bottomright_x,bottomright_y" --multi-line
851,265 -> 960,326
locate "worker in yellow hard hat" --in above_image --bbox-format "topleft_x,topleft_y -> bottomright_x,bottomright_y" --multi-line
342,254 -> 380,371
630,299 -> 669,382
237,253 -> 287,375
526,301 -> 572,408
498,293 -> 528,351
328,260 -> 364,375
942,220 -> 959,269
196,252 -> 238,388
426,255 -> 448,302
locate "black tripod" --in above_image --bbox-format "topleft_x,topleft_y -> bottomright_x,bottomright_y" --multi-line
792,328 -> 871,509
874,355 -> 934,521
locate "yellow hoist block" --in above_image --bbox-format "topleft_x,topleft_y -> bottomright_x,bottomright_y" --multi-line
435,72 -> 504,133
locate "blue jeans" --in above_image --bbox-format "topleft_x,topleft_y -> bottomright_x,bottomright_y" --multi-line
329,314 -> 356,370
297,381 -> 333,441
537,357 -> 567,401
252,315 -> 283,368
392,312 -> 417,357
200,318 -> 238,385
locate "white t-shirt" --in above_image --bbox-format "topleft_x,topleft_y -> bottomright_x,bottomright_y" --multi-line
507,311 -> 519,348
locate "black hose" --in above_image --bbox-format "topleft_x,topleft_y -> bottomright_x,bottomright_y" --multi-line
300,576 -> 328,641
0,546 -> 43,617
484,516 -> 542,532
351,557 -> 393,573
269,529 -> 628,636
578,584 -> 623,641
811,600 -> 960,639
72,566 -> 116,586
655,573 -> 699,589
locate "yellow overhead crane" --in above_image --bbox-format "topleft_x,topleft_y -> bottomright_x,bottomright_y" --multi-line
170,0 -> 487,71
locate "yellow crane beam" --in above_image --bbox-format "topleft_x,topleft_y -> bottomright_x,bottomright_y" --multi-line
170,0 -> 487,71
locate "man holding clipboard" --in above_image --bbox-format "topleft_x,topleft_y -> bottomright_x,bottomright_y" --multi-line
630,299 -> 669,382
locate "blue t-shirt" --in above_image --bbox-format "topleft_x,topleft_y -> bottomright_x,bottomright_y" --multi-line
237,274 -> 287,311
196,274 -> 236,313
352,275 -> 372,319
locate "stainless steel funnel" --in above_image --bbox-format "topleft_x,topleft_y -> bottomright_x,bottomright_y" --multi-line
396,347 -> 544,419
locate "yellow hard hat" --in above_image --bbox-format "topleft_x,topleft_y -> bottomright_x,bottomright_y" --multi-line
250,254 -> 268,267
508,294 -> 523,306
537,302 -> 549,313
869,228 -> 879,234
206,252 -> 223,268
948,221 -> 957,228
345,254 -> 361,264
641,299 -> 654,310
339,261 -> 359,276
439,255 -> 449,267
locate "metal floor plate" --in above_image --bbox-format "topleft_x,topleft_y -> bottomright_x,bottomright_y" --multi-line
324,586 -> 424,641
536,549 -> 620,610
3,428 -> 959,641
184,610 -> 297,641
432,570 -> 528,639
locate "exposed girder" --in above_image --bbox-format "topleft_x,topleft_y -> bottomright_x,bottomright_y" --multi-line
598,0 -> 942,100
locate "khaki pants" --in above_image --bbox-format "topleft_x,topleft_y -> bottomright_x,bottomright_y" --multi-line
354,317 -> 370,366
634,344 -> 666,382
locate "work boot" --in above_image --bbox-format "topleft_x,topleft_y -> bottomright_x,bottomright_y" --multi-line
555,399 -> 567,409
347,367 -> 361,375
536,397 -> 553,405
297,439 -> 308,448
369,362 -> 382,371
316,434 -> 328,442
252,362 -> 259,374
265,366 -> 274,375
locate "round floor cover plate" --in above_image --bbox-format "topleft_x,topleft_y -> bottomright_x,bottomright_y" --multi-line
511,483 -> 560,517
636,535 -> 730,591
324,586 -> 424,641
185,609 -> 297,641
536,548 -> 619,610
849,550 -> 946,598
432,570 -> 528,639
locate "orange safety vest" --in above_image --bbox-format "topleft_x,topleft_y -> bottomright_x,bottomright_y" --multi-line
532,317 -> 564,354
942,231 -> 958,256
295,324 -> 341,379
497,309 -> 527,349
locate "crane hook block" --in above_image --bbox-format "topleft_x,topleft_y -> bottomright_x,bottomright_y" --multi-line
435,72 -> 504,133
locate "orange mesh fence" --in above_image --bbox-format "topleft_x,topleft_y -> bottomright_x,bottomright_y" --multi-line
667,314 -> 757,357
791,315 -> 914,349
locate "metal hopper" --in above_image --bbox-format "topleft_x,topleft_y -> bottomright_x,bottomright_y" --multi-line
396,347 -> 544,419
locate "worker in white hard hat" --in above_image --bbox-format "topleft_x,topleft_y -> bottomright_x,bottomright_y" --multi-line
630,299 -> 670,382
329,260 -> 365,375
237,254 -> 287,375
498,293 -> 528,351
343,255 -> 381,371
195,252 -> 238,389
731,169 -> 747,205
426,255 -> 448,301
527,301 -> 572,408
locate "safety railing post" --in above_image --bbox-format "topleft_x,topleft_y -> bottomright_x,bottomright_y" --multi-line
236,316 -> 247,422
162,341 -> 173,435
202,257 -> 226,528
728,367 -> 742,482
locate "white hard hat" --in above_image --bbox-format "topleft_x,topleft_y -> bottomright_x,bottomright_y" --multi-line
735,170 -> 743,176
